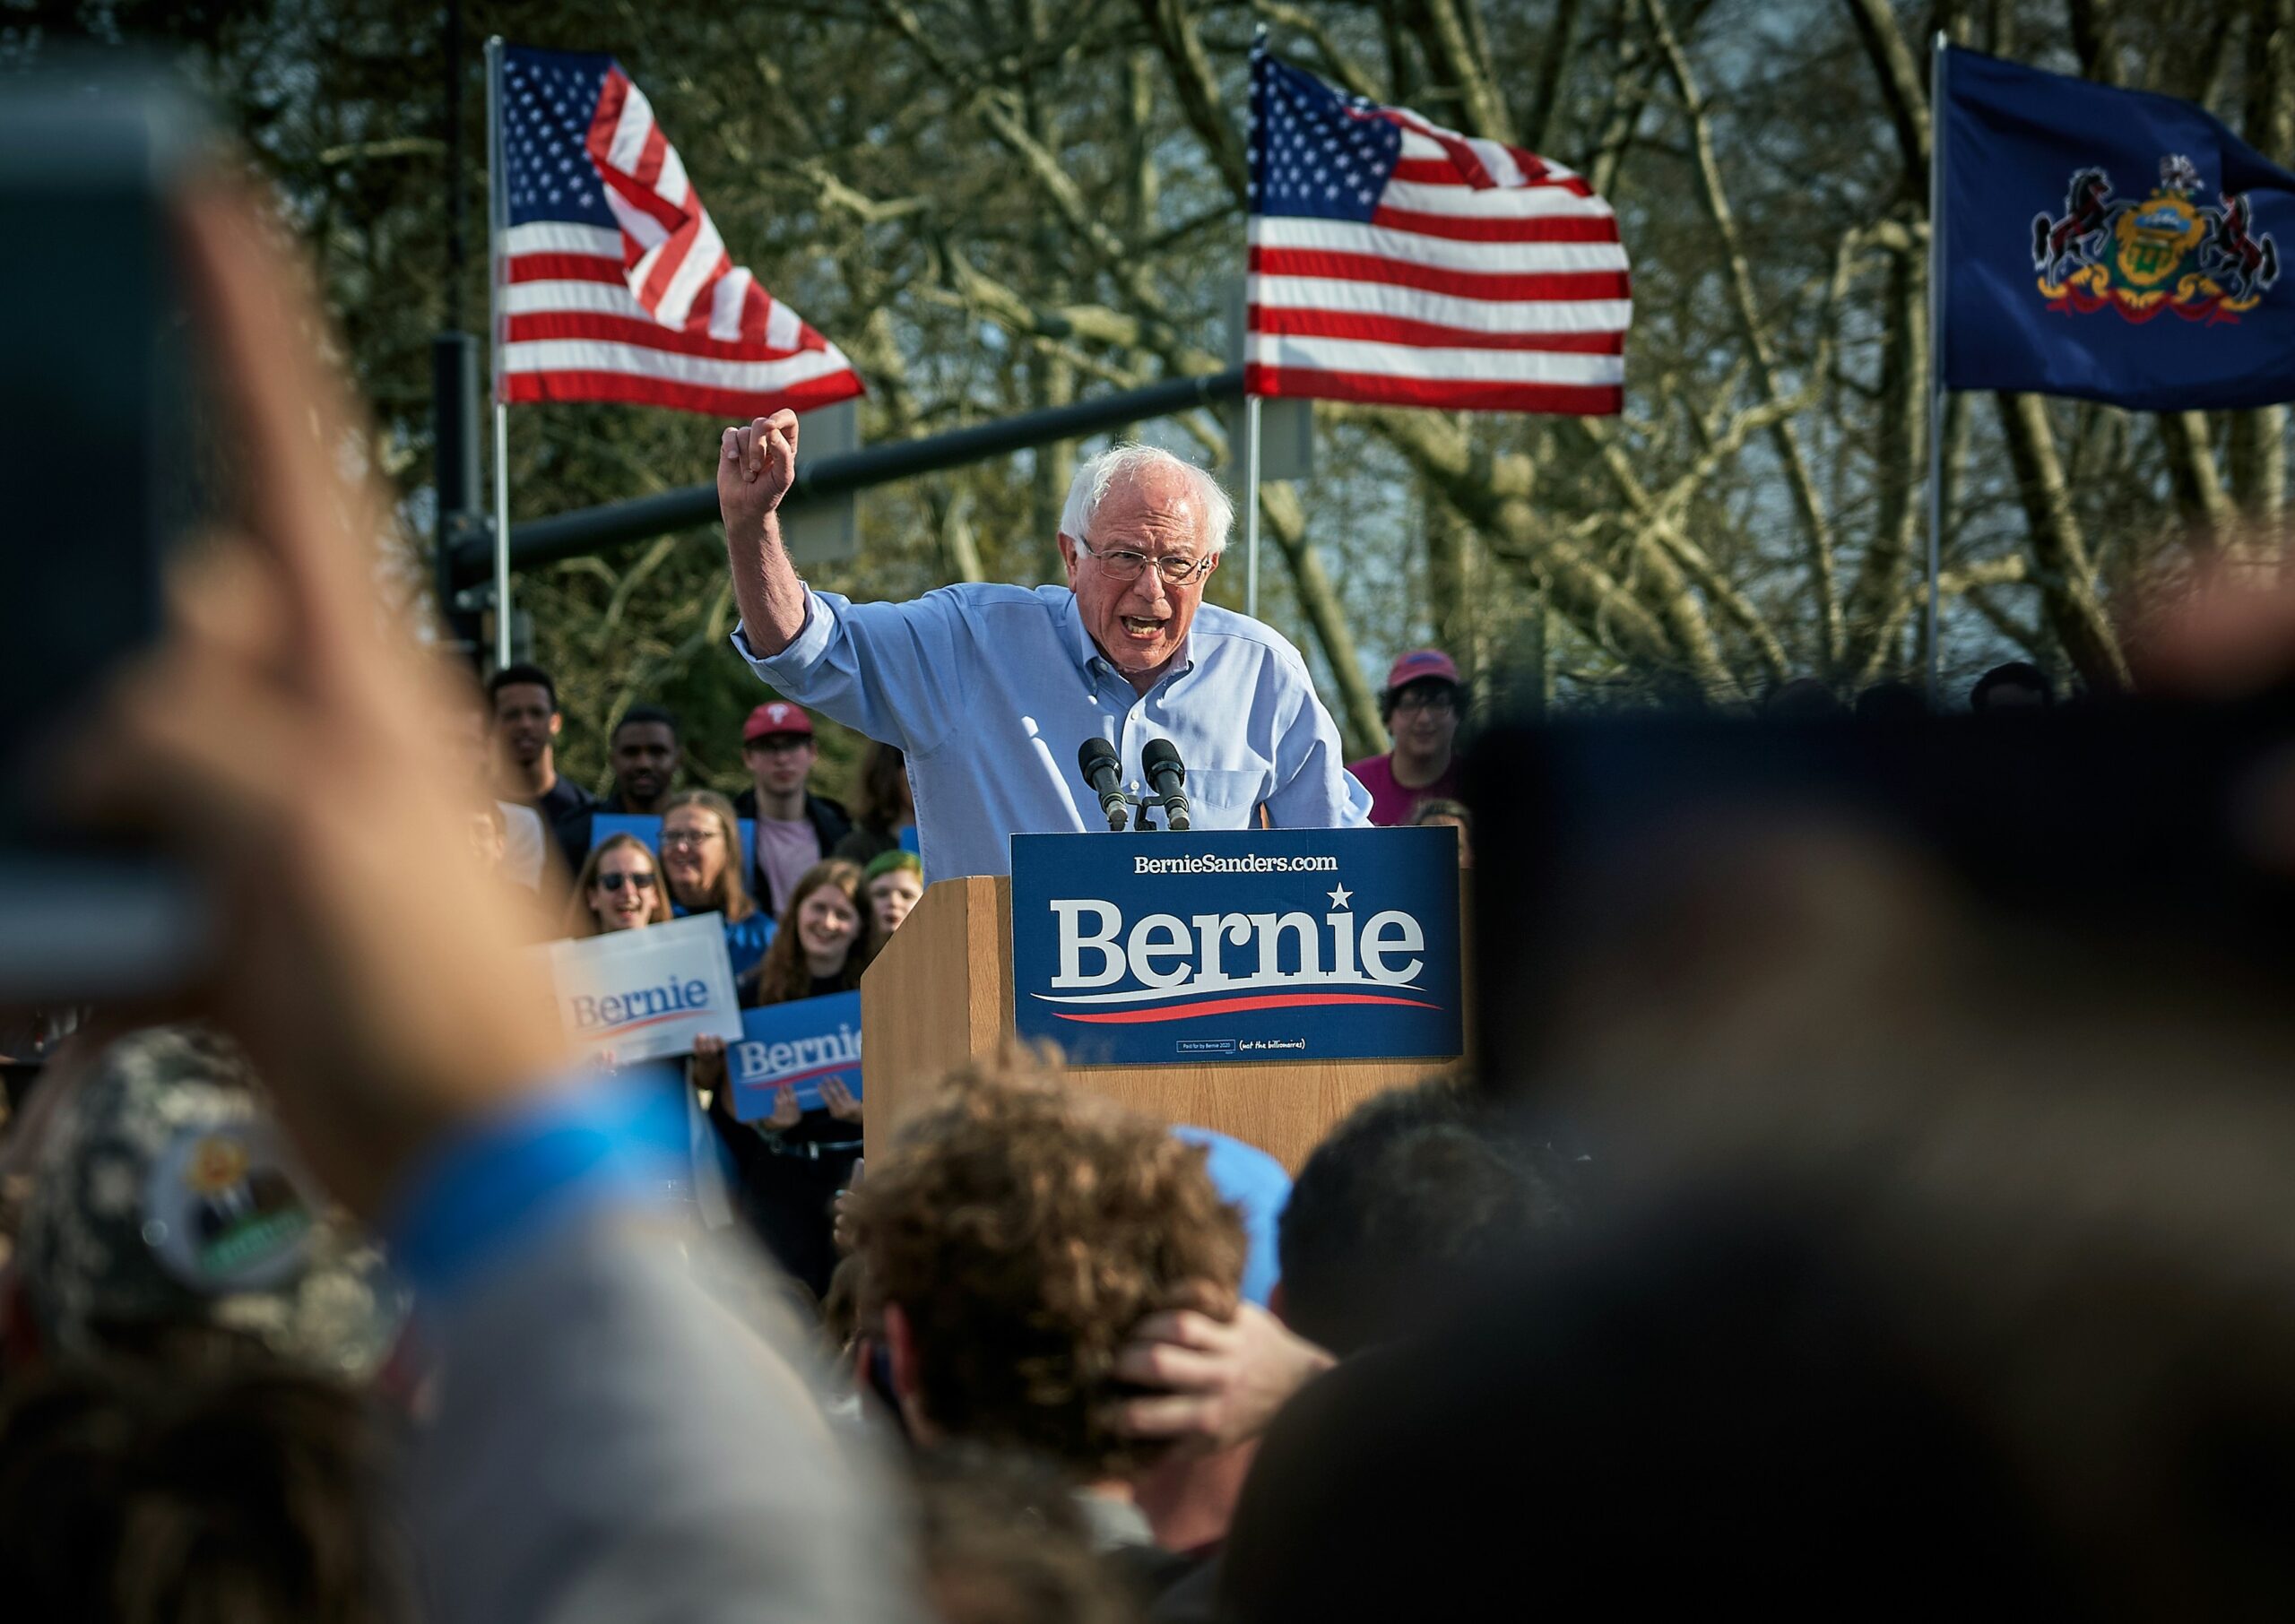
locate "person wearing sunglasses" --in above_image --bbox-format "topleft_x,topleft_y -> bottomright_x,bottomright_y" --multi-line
561,833 -> 672,937
718,424 -> 1371,882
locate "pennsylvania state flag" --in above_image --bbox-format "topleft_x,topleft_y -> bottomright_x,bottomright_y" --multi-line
1941,47 -> 2295,410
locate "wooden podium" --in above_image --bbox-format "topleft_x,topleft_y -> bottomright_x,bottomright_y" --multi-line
862,875 -> 1467,1171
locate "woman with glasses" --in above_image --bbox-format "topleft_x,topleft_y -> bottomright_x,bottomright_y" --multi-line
561,833 -> 672,937
691,859 -> 880,1298
658,789 -> 775,977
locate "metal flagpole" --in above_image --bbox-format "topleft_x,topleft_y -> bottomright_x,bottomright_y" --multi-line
1243,393 -> 1263,620
486,35 -> 513,671
1243,22 -> 1267,624
1924,33 -> 1948,709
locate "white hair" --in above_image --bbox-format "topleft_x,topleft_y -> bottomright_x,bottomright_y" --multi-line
1059,443 -> 1235,559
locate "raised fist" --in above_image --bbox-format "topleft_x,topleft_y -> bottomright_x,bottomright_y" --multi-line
717,409 -> 801,540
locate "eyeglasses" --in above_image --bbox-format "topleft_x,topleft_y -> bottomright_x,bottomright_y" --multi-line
661,829 -> 723,850
1390,689 -> 1459,715
1076,538 -> 1216,588
597,870 -> 658,893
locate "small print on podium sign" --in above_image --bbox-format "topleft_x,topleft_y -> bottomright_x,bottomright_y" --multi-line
1008,828 -> 1463,1065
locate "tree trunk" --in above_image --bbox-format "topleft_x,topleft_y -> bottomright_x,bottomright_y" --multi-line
1995,392 -> 2129,689
1643,0 -> 1844,672
1425,479 -> 1475,670
1259,482 -> 1387,759
1843,238 -> 1927,684
2230,0 -> 2293,523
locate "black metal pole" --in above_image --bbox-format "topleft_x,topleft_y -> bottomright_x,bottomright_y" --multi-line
447,367 -> 1246,588
443,0 -> 466,331
432,0 -> 485,655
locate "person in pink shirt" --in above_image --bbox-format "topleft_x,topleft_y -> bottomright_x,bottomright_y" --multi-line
1347,649 -> 1465,826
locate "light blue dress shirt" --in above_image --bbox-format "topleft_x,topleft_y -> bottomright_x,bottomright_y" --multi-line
732,583 -> 1371,881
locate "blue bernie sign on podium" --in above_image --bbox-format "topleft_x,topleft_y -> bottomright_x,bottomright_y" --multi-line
1009,828 -> 1463,1066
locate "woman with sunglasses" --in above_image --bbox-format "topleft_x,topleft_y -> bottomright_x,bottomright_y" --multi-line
691,859 -> 879,1298
561,833 -> 672,937
659,790 -> 775,978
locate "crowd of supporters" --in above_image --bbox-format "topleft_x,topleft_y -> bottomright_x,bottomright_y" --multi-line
11,174 -> 2293,1624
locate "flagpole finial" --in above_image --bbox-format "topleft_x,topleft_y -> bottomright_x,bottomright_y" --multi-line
1252,21 -> 1269,48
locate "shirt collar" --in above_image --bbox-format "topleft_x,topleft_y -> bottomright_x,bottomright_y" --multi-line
1056,588 -> 1196,689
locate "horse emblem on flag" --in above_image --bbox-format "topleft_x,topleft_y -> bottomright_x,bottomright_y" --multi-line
2031,154 -> 2281,322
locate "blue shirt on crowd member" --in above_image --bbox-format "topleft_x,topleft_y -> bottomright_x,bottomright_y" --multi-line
671,903 -> 775,980
721,433 -> 1369,883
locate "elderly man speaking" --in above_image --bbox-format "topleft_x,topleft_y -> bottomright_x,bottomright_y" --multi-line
719,410 -> 1370,881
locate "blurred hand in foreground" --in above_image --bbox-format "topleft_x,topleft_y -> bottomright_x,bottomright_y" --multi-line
1110,1281 -> 1335,1455
59,184 -> 567,1219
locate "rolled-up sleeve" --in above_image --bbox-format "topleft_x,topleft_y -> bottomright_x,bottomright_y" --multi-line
731,588 -> 968,757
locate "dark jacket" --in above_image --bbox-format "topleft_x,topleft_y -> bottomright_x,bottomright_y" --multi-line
731,788 -> 853,916
831,824 -> 902,868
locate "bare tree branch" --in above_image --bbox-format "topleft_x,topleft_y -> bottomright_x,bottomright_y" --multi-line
1251,0 -> 1383,99
1839,0 -> 1930,177
1641,0 -> 1845,670
1995,391 -> 2131,687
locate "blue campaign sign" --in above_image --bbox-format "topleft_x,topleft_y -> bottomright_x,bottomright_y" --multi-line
592,813 -> 757,879
1009,828 -> 1463,1065
725,990 -> 863,1120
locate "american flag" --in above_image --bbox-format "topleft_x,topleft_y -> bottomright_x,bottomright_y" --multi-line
494,44 -> 863,417
1246,49 -> 1629,415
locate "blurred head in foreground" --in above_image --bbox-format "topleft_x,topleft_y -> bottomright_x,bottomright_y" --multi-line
1276,1078 -> 1571,1356
1217,694 -> 2295,1616
0,1351 -> 411,1624
844,1047 -> 1244,1481
909,1445 -> 1141,1624
10,1025 -> 403,1382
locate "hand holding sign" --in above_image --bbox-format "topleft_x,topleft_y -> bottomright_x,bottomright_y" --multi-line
819,1077 -> 862,1123
725,992 -> 863,1122
767,1087 -> 802,1129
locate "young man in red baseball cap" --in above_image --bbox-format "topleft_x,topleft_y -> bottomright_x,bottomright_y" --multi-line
731,700 -> 853,916
1347,649 -> 1465,827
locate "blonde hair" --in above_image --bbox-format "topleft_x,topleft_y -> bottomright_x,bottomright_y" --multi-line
660,790 -> 758,922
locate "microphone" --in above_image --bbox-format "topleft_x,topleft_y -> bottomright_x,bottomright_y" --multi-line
1142,738 -> 1191,832
1077,737 -> 1130,831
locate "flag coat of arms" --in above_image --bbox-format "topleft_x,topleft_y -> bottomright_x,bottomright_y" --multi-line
493,44 -> 863,417
1244,48 -> 1630,415
1940,47 -> 2295,410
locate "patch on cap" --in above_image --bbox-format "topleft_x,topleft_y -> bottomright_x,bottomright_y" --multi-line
744,700 -> 815,740
142,1120 -> 317,1293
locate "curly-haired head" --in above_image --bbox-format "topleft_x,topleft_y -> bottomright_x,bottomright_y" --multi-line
845,1048 -> 1245,1479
